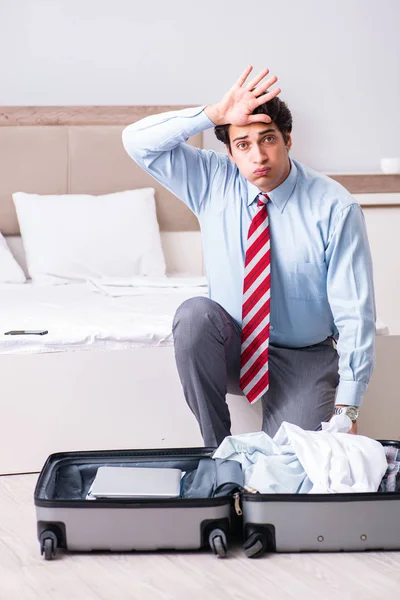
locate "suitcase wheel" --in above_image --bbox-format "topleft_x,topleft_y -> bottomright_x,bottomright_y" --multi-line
40,530 -> 58,561
243,532 -> 267,559
208,528 -> 228,559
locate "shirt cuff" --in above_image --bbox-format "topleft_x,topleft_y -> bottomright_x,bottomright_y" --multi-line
335,379 -> 368,407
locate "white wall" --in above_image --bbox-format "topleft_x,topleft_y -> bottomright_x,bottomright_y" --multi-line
362,204 -> 400,334
0,0 -> 399,172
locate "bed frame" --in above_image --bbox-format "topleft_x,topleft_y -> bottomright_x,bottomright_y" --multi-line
1,106 -> 400,474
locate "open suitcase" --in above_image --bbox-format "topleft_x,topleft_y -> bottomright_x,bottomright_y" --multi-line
35,441 -> 400,560
241,439 -> 400,558
34,447 -> 242,560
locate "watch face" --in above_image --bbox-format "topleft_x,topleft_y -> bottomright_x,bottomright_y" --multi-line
346,407 -> 359,421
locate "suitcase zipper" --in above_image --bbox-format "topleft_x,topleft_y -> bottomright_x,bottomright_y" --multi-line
234,486 -> 259,515
233,492 -> 243,516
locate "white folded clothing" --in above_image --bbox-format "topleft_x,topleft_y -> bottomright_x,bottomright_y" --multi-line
213,414 -> 388,494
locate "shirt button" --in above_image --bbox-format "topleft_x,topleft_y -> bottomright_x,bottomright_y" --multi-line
270,325 -> 274,330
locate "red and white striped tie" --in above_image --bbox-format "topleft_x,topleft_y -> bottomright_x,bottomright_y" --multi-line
239,193 -> 271,404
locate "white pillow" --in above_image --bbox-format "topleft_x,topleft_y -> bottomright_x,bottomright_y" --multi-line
12,189 -> 166,284
0,232 -> 26,283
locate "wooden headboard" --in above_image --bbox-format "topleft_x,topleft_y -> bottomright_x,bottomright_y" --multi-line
0,106 -> 203,235
1,106 -> 399,238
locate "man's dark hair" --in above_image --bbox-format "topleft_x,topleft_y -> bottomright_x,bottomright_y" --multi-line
214,94 -> 293,153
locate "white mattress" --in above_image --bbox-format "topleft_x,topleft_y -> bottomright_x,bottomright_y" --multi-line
0,278 -> 208,354
0,278 -> 390,355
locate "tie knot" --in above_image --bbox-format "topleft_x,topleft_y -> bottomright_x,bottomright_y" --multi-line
257,193 -> 269,207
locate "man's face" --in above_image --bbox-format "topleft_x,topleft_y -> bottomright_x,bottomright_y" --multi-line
227,122 -> 292,192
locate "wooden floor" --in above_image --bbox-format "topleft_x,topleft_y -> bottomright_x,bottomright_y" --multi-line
1,474 -> 400,600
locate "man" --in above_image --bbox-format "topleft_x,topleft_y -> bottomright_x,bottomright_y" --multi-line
123,65 -> 376,447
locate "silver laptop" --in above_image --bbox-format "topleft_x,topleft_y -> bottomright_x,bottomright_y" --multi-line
88,466 -> 183,499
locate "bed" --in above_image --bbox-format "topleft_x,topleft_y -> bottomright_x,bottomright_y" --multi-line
1,106 -> 400,475
0,106 -> 267,475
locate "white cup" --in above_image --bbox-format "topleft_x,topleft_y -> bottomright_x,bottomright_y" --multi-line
380,157 -> 400,174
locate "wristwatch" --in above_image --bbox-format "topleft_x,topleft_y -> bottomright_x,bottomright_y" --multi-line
334,406 -> 359,422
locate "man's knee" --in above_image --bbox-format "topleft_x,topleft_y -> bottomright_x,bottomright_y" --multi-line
172,296 -> 221,350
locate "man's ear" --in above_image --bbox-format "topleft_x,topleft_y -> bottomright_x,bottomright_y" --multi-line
286,133 -> 292,152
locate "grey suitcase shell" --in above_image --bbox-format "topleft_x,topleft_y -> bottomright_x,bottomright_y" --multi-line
34,447 -> 236,560
241,439 -> 400,558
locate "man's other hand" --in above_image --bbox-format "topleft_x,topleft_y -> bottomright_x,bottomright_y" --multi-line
329,408 -> 358,435
348,420 -> 358,435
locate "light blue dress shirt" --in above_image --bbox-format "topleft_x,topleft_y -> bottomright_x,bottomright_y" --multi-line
123,106 -> 376,407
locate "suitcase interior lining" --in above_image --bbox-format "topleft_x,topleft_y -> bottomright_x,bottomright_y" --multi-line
43,457 -> 244,501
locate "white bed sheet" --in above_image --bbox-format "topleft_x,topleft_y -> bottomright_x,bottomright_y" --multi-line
0,277 -> 389,355
0,278 -> 208,354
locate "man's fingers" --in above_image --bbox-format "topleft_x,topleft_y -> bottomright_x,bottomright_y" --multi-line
247,114 -> 272,125
255,86 -> 281,107
253,75 -> 278,96
246,67 -> 270,91
235,65 -> 253,87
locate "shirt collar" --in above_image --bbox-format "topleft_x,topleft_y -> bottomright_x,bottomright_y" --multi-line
246,158 -> 298,213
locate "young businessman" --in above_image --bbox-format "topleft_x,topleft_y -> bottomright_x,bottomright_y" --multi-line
123,66 -> 376,446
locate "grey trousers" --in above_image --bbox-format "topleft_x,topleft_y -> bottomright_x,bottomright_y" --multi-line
172,296 -> 340,448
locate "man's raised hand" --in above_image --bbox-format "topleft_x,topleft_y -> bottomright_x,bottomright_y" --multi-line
205,65 -> 281,127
